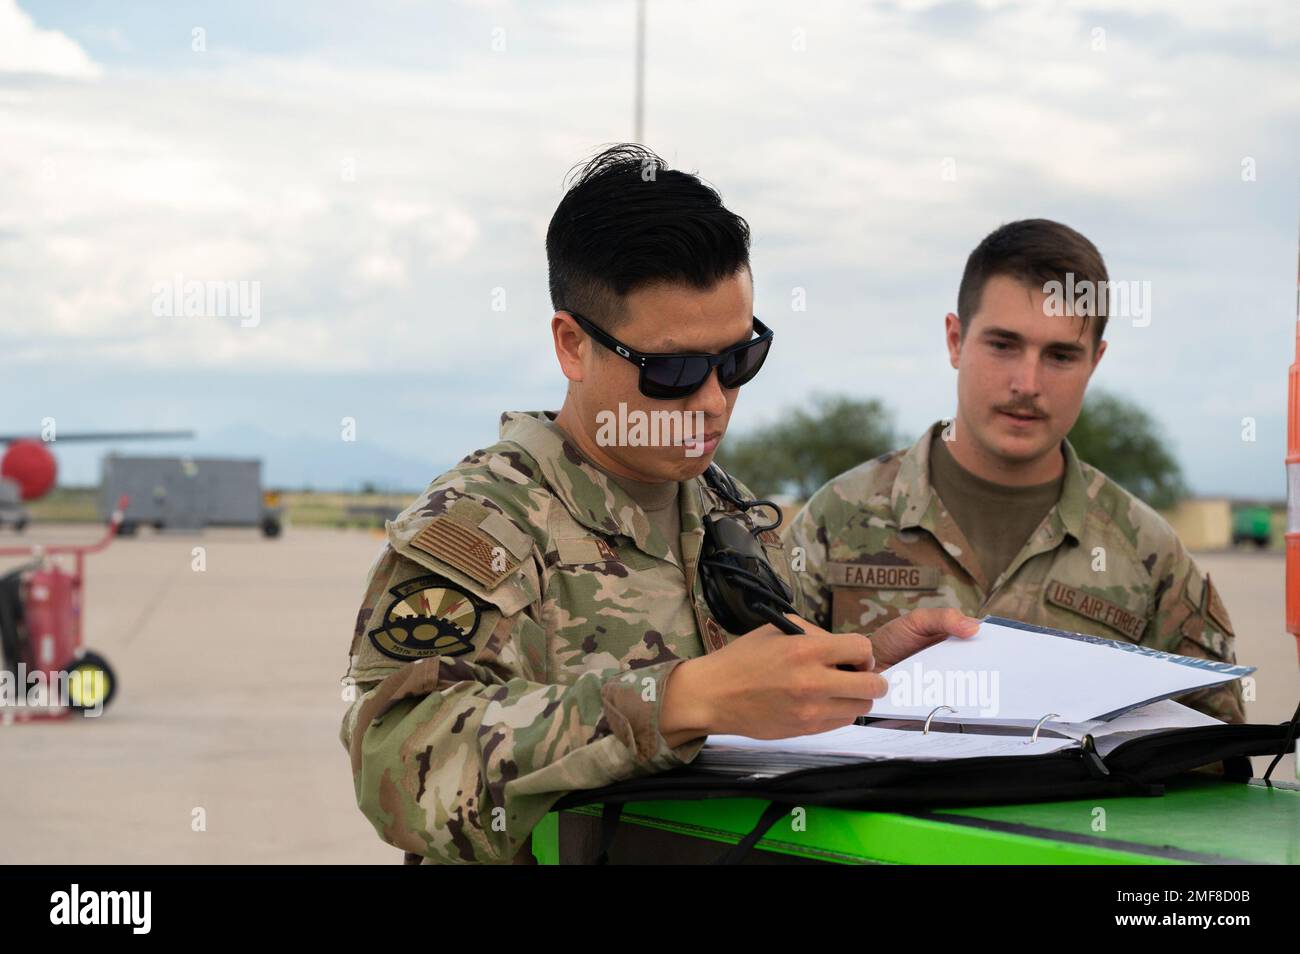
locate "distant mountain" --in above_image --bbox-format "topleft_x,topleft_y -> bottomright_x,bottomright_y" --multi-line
134,423 -> 452,493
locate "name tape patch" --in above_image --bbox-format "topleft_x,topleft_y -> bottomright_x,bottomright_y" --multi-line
827,561 -> 940,591
1045,580 -> 1146,641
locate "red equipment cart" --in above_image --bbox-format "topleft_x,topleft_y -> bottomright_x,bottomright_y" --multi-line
0,496 -> 126,722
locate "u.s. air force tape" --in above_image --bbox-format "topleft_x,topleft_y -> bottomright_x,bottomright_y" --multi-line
367,574 -> 481,662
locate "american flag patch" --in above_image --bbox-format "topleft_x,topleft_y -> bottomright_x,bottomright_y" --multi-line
411,515 -> 520,590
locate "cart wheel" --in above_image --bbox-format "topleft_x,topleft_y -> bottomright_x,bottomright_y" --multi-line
261,516 -> 282,539
67,651 -> 117,714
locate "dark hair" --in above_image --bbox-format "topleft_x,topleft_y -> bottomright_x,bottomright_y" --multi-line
956,218 -> 1109,346
546,144 -> 751,329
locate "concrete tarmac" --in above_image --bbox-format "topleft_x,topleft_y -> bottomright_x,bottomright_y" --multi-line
0,524 -> 1296,864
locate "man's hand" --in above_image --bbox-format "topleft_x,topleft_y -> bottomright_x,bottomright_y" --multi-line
660,616 -> 888,745
868,607 -> 980,671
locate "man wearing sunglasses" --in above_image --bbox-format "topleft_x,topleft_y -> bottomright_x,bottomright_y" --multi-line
339,144 -> 977,865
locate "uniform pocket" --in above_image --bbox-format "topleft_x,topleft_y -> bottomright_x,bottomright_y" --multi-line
831,587 -> 909,632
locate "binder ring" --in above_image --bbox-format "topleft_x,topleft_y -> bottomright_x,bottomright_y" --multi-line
923,706 -> 956,735
1027,713 -> 1061,745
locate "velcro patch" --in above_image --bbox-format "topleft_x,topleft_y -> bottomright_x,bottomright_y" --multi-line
556,538 -> 601,565
1204,574 -> 1234,637
411,515 -> 520,590
827,561 -> 940,590
1045,580 -> 1145,641
555,537 -> 622,565
479,510 -> 533,560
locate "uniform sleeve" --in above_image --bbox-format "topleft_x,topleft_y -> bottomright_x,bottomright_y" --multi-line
340,545 -> 705,865
1147,545 -> 1246,724
782,493 -> 833,629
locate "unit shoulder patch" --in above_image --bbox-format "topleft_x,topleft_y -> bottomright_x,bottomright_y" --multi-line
367,574 -> 482,662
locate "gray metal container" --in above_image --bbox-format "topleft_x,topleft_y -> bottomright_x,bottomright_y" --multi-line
99,455 -> 280,536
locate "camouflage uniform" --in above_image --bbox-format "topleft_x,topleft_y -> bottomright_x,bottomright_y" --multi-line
784,421 -> 1245,724
339,410 -> 792,864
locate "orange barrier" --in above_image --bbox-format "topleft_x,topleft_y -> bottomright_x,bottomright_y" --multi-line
1288,223 -> 1300,667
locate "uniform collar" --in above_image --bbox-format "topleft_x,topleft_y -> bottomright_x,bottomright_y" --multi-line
499,410 -> 717,566
891,423 -> 941,530
892,420 -> 1087,543
1054,439 -> 1089,542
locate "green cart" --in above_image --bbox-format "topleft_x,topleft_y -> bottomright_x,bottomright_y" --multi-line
536,776 -> 1300,864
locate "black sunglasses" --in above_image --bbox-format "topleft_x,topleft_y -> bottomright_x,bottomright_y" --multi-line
565,311 -> 775,400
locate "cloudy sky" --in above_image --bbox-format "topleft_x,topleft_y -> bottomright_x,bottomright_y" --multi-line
2,0 -> 1297,495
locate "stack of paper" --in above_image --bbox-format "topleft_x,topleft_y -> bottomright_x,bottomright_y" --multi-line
695,614 -> 1251,777
699,724 -> 1077,777
698,699 -> 1223,776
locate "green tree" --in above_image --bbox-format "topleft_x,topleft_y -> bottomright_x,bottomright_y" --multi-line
717,395 -> 899,499
1067,391 -> 1188,510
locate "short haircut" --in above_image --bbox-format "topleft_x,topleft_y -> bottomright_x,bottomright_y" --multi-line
957,218 -> 1109,346
546,144 -> 751,329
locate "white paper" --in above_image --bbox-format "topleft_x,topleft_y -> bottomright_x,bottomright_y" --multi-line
704,724 -> 1076,762
1047,698 -> 1224,756
1048,698 -> 1223,740
867,617 -> 1252,725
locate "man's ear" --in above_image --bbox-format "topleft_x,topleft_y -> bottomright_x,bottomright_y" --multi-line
552,312 -> 586,384
944,312 -> 963,369
1089,338 -> 1107,375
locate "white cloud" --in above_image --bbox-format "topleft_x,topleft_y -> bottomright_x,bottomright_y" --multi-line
0,0 -> 100,79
